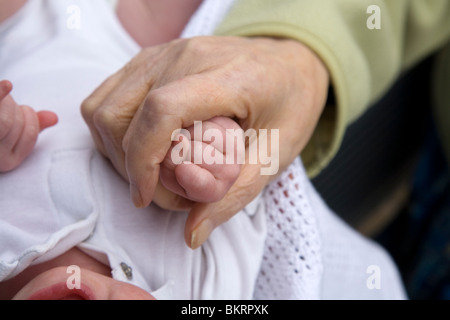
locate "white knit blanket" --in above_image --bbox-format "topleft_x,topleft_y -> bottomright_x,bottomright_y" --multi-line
181,0 -> 407,300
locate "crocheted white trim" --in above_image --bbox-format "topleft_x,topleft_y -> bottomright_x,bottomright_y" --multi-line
181,0 -> 236,38
254,157 -> 323,300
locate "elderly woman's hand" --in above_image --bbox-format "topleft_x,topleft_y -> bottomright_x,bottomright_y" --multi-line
81,36 -> 329,248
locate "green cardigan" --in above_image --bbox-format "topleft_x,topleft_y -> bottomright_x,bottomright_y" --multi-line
215,0 -> 450,177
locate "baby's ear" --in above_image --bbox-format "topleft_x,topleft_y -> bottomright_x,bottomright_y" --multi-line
36,110 -> 58,132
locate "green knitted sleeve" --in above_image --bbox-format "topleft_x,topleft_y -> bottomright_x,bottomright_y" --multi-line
215,0 -> 450,176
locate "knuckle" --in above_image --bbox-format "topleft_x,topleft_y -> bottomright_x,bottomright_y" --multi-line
146,90 -> 166,107
145,89 -> 176,115
80,96 -> 97,122
92,107 -> 119,135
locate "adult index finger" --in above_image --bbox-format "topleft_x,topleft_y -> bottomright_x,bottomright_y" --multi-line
123,74 -> 249,208
185,161 -> 272,249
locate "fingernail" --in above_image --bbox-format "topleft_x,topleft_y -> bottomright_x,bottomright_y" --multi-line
130,183 -> 143,208
190,219 -> 214,249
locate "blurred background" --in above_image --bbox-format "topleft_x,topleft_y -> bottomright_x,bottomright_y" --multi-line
312,55 -> 450,299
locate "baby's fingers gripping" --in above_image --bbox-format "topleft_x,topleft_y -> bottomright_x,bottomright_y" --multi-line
0,82 -> 17,141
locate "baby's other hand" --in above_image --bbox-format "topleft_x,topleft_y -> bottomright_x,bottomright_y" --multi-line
0,80 -> 58,172
160,117 -> 243,203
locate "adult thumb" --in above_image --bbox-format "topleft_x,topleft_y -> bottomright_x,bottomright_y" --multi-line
184,163 -> 271,249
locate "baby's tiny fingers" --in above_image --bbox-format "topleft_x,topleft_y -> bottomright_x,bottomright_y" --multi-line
0,105 -> 38,171
163,131 -> 191,171
174,161 -> 219,202
10,106 -> 39,162
0,104 -> 24,152
0,93 -> 17,141
0,80 -> 13,101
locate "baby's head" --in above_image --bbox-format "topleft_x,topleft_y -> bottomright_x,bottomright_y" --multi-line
0,248 -> 155,300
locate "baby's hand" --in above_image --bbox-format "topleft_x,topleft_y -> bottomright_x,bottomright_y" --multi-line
160,117 -> 243,203
0,80 -> 58,172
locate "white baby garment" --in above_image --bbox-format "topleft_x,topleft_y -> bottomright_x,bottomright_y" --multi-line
0,0 -> 266,300
0,0 -> 407,301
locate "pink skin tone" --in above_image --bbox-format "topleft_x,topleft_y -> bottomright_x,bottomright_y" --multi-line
161,117 -> 242,203
0,247 -> 156,300
0,83 -> 240,298
0,84 -> 240,299
0,79 -> 241,201
115,0 -> 203,48
0,0 -> 239,202
0,0 -> 27,24
0,0 -> 241,299
0,80 -> 58,172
